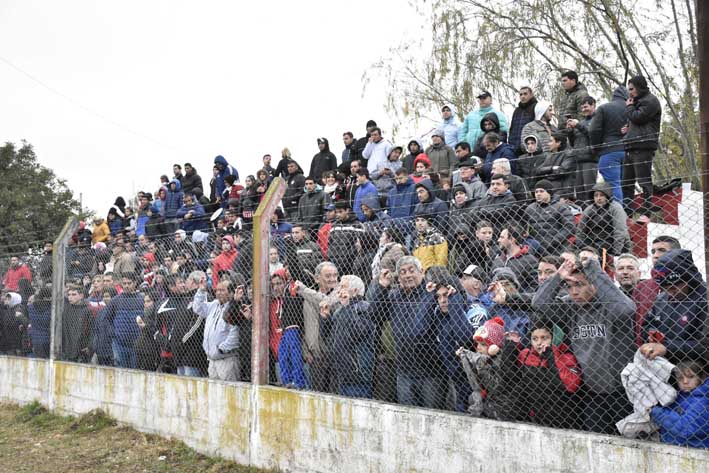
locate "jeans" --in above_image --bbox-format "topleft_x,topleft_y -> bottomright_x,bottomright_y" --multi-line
598,151 -> 624,203
177,366 -> 202,377
112,340 -> 137,369
622,149 -> 654,216
278,328 -> 308,388
396,374 -> 446,409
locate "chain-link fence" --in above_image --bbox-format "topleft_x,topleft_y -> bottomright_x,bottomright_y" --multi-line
1,160 -> 708,449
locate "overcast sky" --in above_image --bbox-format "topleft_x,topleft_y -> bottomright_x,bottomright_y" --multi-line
0,0 -> 427,215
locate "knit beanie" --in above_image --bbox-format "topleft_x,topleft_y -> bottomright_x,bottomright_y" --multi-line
473,316 -> 505,348
533,179 -> 554,194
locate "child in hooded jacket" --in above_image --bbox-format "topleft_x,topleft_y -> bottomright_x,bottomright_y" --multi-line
651,360 -> 709,449
456,317 -> 520,420
513,318 -> 582,429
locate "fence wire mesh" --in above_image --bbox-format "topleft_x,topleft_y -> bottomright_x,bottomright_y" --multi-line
0,151 -> 707,449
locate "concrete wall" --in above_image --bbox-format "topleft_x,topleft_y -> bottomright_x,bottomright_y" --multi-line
1,356 -> 708,473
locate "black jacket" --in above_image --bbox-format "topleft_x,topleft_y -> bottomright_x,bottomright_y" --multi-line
282,172 -> 306,217
297,189 -> 330,231
624,89 -> 662,151
182,169 -> 204,195
589,86 -> 628,155
309,139 -> 338,182
328,215 -> 363,276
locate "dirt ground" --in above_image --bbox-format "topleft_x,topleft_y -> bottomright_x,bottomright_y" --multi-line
0,402 -> 272,473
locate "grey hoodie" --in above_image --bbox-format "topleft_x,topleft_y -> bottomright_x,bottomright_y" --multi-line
532,259 -> 636,393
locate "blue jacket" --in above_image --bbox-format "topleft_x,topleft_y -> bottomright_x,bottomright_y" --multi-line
105,292 -> 144,346
163,179 -> 184,219
460,105 -> 508,147
414,179 -> 449,233
176,201 -> 207,232
28,303 -> 51,350
108,218 -> 123,235
651,379 -> 709,449
441,103 -> 461,148
322,298 -> 376,389
93,306 -> 115,358
367,282 -> 444,378
645,283 -> 707,363
435,292 -> 475,411
481,142 -> 517,182
214,155 -> 240,198
387,176 -> 418,222
353,180 -> 379,222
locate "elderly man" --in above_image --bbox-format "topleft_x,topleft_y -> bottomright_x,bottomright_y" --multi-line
192,276 -> 240,381
367,256 -> 447,409
614,253 -> 658,347
294,262 -> 340,393
532,256 -> 635,434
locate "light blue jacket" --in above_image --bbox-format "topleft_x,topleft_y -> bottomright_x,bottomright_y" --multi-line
459,106 -> 508,147
441,104 -> 461,147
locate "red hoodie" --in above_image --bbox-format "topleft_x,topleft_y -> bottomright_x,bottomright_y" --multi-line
517,344 -> 582,393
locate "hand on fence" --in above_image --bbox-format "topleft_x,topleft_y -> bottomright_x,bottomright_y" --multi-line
639,343 -> 666,360
378,269 -> 392,289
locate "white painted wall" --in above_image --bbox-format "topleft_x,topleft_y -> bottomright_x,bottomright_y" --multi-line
1,356 -> 707,473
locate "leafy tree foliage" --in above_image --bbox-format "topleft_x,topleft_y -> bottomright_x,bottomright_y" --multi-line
368,0 -> 698,184
0,141 -> 83,255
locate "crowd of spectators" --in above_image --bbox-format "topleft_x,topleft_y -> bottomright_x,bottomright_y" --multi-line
1,71 -> 708,448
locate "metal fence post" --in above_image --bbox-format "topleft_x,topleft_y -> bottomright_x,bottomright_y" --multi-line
251,177 -> 286,385
49,217 -> 79,360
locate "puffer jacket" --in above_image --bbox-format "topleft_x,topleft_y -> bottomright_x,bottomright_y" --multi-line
524,199 -> 575,254
298,187 -> 329,231
163,179 -> 184,219
533,150 -> 576,194
577,183 -> 630,256
412,227 -> 448,272
651,379 -> 709,449
558,82 -> 589,120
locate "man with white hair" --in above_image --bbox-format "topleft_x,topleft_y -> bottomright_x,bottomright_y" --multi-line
294,261 -> 340,392
614,253 -> 659,346
491,158 -> 529,202
319,275 -> 375,398
521,101 -> 558,152
367,256 -> 447,409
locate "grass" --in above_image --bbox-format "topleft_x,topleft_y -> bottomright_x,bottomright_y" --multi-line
0,402 -> 275,473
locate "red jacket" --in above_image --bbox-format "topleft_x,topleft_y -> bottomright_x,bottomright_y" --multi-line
269,297 -> 283,358
631,279 -> 659,346
518,344 -> 582,393
2,264 -> 32,291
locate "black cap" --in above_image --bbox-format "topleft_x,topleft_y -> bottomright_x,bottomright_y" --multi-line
477,91 -> 492,99
457,157 -> 481,169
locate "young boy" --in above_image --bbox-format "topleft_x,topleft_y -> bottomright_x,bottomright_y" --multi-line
412,214 -> 448,272
514,319 -> 582,428
651,361 -> 709,448
456,317 -> 518,419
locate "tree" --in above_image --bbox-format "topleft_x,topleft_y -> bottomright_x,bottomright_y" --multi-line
0,141 -> 83,255
368,0 -> 699,185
